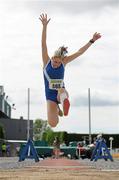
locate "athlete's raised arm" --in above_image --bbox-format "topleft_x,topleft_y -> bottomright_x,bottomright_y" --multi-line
63,32 -> 101,65
39,13 -> 51,66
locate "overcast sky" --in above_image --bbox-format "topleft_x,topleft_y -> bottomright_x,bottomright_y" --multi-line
0,0 -> 119,134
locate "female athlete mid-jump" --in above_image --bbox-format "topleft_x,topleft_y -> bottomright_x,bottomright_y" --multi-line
39,13 -> 101,127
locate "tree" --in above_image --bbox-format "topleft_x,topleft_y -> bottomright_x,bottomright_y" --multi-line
44,129 -> 54,145
33,119 -> 53,141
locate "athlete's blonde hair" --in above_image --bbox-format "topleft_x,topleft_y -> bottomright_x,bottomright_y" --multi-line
53,46 -> 68,58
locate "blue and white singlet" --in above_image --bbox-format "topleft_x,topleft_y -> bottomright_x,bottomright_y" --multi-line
43,60 -> 65,104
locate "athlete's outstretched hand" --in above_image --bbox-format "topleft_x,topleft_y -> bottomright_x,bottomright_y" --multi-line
39,13 -> 51,26
92,32 -> 101,41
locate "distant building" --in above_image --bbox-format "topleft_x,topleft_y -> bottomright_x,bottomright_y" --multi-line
0,117 -> 33,140
0,86 -> 33,140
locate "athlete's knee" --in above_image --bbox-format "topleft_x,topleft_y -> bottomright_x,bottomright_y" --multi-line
48,119 -> 59,127
58,88 -> 65,94
58,88 -> 69,98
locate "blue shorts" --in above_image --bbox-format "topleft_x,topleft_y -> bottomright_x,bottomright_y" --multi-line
45,89 -> 59,104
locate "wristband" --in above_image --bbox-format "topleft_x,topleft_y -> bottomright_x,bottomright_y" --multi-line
89,39 -> 95,43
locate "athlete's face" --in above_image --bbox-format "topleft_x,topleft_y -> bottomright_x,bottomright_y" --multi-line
51,57 -> 62,68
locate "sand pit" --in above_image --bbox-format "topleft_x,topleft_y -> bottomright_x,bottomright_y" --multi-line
0,167 -> 119,180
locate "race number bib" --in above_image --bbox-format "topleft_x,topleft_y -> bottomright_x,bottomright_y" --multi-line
49,79 -> 63,90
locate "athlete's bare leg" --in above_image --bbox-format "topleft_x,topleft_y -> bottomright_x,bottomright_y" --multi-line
57,105 -> 63,117
47,100 -> 59,127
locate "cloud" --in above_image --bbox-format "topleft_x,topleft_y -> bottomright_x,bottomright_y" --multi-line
72,90 -> 119,107
25,0 -> 119,16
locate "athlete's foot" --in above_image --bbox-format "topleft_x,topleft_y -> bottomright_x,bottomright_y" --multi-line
63,98 -> 70,116
58,106 -> 63,117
